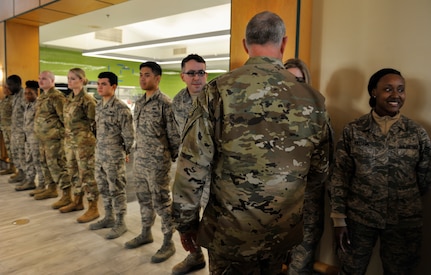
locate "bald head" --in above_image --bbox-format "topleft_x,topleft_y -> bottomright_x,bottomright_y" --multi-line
38,71 -> 56,91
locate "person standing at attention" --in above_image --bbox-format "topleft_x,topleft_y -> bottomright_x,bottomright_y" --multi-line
15,81 -> 45,192
125,61 -> 180,264
33,71 -> 70,201
7,75 -> 27,184
89,72 -> 135,239
54,68 -> 100,223
0,84 -> 15,176
329,68 -> 431,274
172,11 -> 332,274
171,54 -> 208,275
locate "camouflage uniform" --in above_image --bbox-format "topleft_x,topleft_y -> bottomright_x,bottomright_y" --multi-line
95,95 -> 134,216
24,100 -> 44,184
133,89 -> 180,235
172,88 -> 209,208
172,56 -> 332,273
34,88 -> 69,188
329,111 -> 431,274
63,89 -> 98,200
11,88 -> 26,172
0,95 -> 13,162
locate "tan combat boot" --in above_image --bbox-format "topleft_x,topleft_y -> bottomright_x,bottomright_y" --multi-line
77,198 -> 99,223
51,187 -> 72,209
59,193 -> 84,213
29,182 -> 46,197
34,182 -> 58,200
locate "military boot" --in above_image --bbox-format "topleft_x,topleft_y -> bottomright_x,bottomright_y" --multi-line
29,183 -> 46,197
8,169 -> 25,183
77,198 -> 100,223
34,182 -> 58,200
0,164 -> 16,175
89,207 -> 115,230
105,213 -> 127,239
151,233 -> 176,263
172,249 -> 206,275
15,180 -> 36,191
51,187 -> 72,209
59,193 -> 84,213
124,227 -> 153,249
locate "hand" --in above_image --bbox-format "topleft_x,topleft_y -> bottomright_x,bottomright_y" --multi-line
334,226 -> 351,253
179,231 -> 198,253
125,155 -> 130,163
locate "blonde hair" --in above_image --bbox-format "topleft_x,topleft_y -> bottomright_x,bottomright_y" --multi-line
69,68 -> 88,85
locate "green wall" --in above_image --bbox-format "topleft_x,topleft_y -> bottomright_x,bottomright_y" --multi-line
40,47 -> 221,98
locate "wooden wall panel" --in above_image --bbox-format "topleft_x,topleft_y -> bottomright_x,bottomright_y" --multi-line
230,0 -> 312,70
5,21 -> 39,83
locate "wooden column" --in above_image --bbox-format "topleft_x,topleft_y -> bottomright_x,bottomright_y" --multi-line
230,0 -> 312,70
5,21 -> 39,82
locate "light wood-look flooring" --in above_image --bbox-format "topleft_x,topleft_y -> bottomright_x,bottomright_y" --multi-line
0,166 -> 209,275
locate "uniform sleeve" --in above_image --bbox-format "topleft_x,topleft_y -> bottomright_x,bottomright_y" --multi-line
172,86 -> 216,233
119,107 -> 135,155
303,117 -> 333,243
86,97 -> 97,135
165,102 -> 181,161
416,126 -> 431,195
329,125 -> 355,223
53,94 -> 65,125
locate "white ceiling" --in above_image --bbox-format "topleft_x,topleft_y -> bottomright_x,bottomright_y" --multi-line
39,0 -> 232,71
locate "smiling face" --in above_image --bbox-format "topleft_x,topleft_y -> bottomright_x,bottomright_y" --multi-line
372,73 -> 405,117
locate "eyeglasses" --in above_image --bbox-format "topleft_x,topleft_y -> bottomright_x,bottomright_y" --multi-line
183,70 -> 207,77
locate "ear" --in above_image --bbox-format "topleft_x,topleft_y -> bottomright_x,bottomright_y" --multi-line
280,36 -> 288,55
242,39 -> 249,54
180,72 -> 186,83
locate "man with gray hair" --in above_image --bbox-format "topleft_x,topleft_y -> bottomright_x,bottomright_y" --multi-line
172,11 -> 332,273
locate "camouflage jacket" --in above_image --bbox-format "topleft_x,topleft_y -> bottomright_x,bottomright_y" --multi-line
329,111 -> 431,228
64,89 -> 96,145
95,95 -> 135,156
0,95 -> 13,130
133,89 -> 180,161
172,56 -> 332,261
24,101 -> 38,144
11,88 -> 26,135
34,87 -> 66,141
172,87 -> 193,136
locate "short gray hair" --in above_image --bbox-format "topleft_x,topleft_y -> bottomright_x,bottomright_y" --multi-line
245,11 -> 286,46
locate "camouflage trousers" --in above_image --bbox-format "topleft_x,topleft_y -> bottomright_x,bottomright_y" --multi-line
208,250 -> 286,275
10,132 -> 25,171
39,139 -> 69,187
64,142 -> 98,200
134,150 -> 174,235
95,158 -> 128,215
337,220 -> 422,275
2,128 -> 12,162
25,141 -> 44,184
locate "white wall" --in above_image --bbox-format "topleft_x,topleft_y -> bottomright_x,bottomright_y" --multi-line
310,0 -> 431,274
